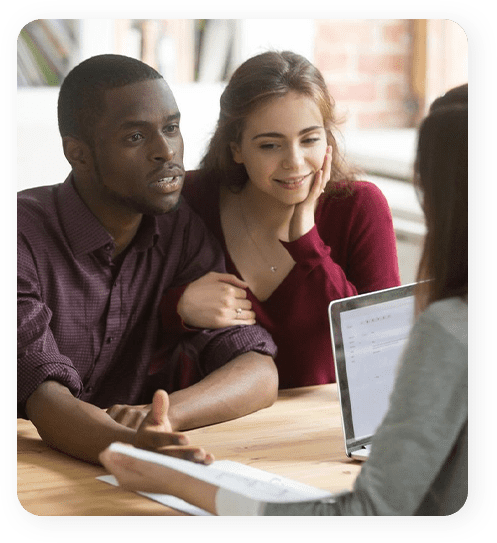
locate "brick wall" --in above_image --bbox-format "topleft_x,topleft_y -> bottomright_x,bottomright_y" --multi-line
424,20 -> 468,114
314,19 -> 415,130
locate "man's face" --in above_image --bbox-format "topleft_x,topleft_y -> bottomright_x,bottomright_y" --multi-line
89,78 -> 185,216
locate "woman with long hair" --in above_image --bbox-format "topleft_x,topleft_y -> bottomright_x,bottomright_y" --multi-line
160,51 -> 401,388
101,84 -> 468,516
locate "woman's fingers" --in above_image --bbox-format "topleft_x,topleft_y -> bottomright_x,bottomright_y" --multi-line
233,307 -> 257,324
321,145 -> 333,192
178,271 -> 255,329
214,272 -> 250,290
234,298 -> 252,310
312,146 -> 332,196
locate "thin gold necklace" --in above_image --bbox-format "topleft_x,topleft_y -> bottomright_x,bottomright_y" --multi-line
237,196 -> 281,273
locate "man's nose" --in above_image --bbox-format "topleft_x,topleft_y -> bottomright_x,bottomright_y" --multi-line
150,133 -> 175,162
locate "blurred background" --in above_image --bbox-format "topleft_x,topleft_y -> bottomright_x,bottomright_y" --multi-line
17,18 -> 468,284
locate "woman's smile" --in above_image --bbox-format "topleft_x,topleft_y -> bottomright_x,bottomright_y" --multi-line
273,173 -> 313,189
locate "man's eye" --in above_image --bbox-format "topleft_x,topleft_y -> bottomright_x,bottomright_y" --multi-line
165,124 -> 180,135
128,133 -> 143,142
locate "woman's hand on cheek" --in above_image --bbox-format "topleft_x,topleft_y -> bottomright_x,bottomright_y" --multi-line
289,146 -> 332,241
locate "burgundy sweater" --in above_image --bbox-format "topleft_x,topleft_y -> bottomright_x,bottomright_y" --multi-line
165,173 -> 401,388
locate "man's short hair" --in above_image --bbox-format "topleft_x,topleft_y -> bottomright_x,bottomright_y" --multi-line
57,54 -> 163,146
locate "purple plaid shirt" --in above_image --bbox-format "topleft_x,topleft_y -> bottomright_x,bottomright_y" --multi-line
17,176 -> 276,418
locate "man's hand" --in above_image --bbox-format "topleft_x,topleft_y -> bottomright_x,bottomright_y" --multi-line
107,402 -> 151,430
25,381 -> 213,465
177,271 -> 256,328
132,390 -> 214,464
288,145 -> 332,242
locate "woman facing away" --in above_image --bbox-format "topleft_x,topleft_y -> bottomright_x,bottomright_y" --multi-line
159,51 -> 401,389
100,84 -> 468,515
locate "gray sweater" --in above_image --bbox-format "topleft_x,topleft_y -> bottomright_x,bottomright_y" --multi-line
263,297 -> 468,516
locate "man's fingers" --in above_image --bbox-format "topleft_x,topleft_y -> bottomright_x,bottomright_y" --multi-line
107,405 -> 149,429
128,410 -> 147,430
106,405 -> 121,422
155,446 -> 215,465
150,389 -> 170,426
133,429 -> 214,464
118,410 -> 147,430
135,426 -> 189,448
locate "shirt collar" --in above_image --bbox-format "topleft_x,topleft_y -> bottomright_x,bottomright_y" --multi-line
134,214 -> 161,253
58,175 -> 160,257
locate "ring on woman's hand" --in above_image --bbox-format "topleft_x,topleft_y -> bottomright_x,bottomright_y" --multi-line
236,308 -> 242,318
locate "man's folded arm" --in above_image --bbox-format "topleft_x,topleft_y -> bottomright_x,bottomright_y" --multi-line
166,324 -> 279,431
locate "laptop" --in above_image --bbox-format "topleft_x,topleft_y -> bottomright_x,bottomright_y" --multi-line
328,283 -> 417,461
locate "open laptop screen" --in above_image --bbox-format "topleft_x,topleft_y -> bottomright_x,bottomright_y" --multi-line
330,284 -> 416,449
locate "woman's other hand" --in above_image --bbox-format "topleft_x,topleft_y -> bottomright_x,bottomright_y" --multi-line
177,272 -> 256,328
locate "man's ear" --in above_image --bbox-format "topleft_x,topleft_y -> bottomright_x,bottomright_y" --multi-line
229,142 -> 243,164
62,136 -> 93,172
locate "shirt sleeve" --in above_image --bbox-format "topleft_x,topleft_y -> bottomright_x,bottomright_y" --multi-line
262,304 -> 468,516
17,232 -> 83,418
198,324 -> 277,375
280,183 -> 401,301
149,322 -> 277,393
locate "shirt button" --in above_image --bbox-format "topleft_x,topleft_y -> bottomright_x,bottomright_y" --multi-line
106,337 -> 114,344
85,386 -> 93,393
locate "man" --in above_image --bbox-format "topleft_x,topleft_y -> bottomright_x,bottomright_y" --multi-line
17,54 -> 278,464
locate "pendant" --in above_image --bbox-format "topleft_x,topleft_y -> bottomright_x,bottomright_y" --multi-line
270,266 -> 277,273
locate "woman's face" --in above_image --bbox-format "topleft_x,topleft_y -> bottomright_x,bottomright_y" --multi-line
230,92 -> 329,205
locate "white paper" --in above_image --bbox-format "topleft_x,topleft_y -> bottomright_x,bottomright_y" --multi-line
98,443 -> 332,515
97,474 -> 212,515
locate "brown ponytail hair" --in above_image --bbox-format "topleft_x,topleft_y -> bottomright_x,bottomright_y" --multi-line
414,84 -> 468,312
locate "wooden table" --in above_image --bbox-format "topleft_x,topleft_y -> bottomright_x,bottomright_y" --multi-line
17,384 -> 362,515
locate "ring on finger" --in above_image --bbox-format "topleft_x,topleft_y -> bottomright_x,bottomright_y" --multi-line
236,308 -> 242,318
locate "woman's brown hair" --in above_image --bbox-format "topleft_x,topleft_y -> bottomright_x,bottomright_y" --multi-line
414,85 -> 468,312
199,50 -> 355,194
